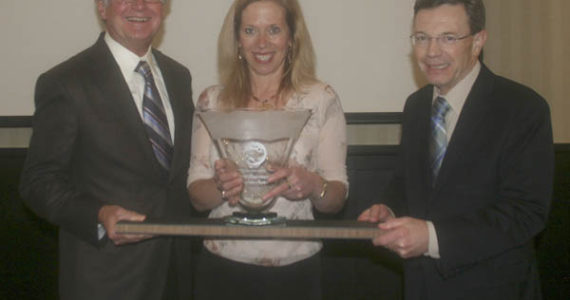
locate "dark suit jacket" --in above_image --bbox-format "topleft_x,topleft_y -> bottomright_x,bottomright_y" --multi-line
20,34 -> 194,300
383,64 -> 553,300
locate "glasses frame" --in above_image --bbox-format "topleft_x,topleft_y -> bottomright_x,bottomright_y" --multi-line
410,33 -> 473,47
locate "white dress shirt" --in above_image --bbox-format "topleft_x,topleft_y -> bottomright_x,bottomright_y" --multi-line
104,33 -> 175,141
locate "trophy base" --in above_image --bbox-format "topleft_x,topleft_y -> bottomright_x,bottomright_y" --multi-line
224,212 -> 286,226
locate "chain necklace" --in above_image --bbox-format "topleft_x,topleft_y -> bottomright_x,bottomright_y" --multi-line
251,93 -> 278,109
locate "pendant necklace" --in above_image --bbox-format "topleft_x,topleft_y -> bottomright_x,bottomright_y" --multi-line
252,93 -> 278,109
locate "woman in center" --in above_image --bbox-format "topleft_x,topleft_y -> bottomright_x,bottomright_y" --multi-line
187,0 -> 348,298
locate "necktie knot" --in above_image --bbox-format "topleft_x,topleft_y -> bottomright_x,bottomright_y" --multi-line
432,96 -> 450,119
136,61 -> 152,80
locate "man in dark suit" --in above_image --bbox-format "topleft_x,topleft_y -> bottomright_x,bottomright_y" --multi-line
358,0 -> 553,299
19,0 -> 194,299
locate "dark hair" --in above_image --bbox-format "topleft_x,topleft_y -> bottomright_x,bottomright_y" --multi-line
414,0 -> 485,34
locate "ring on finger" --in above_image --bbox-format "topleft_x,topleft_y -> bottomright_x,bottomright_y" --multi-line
286,179 -> 294,190
221,190 -> 227,199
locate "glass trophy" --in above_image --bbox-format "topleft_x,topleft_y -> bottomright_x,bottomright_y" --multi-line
198,109 -> 310,225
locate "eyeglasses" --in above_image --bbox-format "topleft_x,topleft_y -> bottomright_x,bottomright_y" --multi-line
118,0 -> 164,5
410,33 -> 472,47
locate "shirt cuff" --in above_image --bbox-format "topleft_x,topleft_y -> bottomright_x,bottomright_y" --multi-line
97,223 -> 107,240
424,221 -> 440,259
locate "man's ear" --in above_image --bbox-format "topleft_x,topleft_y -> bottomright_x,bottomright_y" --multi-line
472,29 -> 488,57
97,1 -> 107,21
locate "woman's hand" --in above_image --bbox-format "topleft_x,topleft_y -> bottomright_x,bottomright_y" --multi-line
214,159 -> 244,206
263,164 -> 322,202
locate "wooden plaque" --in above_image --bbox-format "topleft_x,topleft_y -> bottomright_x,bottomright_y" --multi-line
116,218 -> 381,240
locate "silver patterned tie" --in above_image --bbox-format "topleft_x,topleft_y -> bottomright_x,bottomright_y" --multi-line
429,96 -> 450,184
135,61 -> 173,171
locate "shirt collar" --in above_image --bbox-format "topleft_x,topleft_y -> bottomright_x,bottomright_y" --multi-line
104,32 -> 155,79
433,61 -> 481,114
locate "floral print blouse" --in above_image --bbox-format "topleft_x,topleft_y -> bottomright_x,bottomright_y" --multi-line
187,82 -> 348,266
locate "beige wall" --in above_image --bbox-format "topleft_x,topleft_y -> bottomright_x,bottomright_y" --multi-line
485,0 -> 570,142
0,0 -> 416,116
1,0 -> 568,145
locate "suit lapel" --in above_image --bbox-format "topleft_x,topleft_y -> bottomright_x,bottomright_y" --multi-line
87,35 -> 164,177
406,87 -> 433,217
417,89 -> 433,192
153,51 -> 192,181
433,65 -> 496,192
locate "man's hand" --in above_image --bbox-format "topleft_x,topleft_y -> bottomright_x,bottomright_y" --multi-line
358,205 -> 429,259
98,205 -> 151,246
357,204 -> 395,223
374,217 -> 429,259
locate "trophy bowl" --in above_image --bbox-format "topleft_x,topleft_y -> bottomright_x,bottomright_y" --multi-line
198,109 -> 311,214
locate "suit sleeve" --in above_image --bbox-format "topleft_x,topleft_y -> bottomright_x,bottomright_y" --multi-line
434,96 -> 554,277
20,73 -> 105,247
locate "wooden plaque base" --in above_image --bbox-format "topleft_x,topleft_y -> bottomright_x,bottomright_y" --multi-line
116,218 -> 380,240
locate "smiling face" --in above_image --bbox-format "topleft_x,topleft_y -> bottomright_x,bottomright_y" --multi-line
238,1 -> 292,79
413,4 -> 487,95
97,0 -> 164,56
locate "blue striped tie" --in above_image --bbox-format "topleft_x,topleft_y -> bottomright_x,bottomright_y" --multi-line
135,61 -> 173,171
429,96 -> 450,184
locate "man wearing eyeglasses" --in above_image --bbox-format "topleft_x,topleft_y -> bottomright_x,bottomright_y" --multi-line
359,0 -> 553,299
20,0 -> 194,299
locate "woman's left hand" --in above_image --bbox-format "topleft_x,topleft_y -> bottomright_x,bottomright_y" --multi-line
262,164 -> 320,202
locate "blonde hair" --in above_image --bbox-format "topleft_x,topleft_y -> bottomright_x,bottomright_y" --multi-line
217,0 -> 317,108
